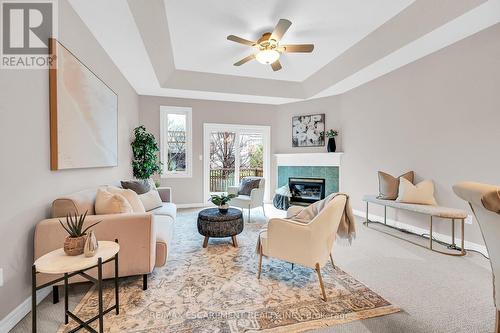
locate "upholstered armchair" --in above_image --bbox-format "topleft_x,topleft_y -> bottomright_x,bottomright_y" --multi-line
453,182 -> 500,333
228,177 -> 265,221
257,195 -> 347,301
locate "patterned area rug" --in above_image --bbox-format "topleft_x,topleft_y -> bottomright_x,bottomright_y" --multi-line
58,209 -> 399,333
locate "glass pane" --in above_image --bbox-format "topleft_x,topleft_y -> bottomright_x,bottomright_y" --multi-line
239,133 -> 263,179
167,114 -> 186,172
209,132 -> 236,193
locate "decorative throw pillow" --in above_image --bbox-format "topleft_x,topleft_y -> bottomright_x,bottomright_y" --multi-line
397,178 -> 437,205
121,180 -> 151,195
139,188 -> 163,211
238,178 -> 261,196
481,189 -> 500,214
95,188 -> 133,215
377,171 -> 414,200
106,186 -> 145,213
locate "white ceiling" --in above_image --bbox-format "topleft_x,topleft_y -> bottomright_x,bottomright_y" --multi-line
165,0 -> 414,81
68,0 -> 500,104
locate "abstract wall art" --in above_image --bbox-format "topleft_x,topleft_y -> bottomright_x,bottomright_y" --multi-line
49,38 -> 118,170
291,113 -> 325,147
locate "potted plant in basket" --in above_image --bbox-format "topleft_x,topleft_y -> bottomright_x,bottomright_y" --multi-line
59,211 -> 101,256
325,129 -> 338,152
209,194 -> 236,213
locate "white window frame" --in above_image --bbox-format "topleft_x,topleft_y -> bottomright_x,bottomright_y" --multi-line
160,106 -> 192,178
203,123 -> 271,202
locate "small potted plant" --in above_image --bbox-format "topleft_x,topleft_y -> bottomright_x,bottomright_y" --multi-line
59,211 -> 101,256
209,194 -> 236,213
325,129 -> 338,152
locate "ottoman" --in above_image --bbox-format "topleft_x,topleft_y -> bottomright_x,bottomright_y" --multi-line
197,208 -> 244,247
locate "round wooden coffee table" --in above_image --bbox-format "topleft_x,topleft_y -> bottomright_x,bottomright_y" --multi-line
197,208 -> 244,247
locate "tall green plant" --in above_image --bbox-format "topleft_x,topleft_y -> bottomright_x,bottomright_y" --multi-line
131,125 -> 162,180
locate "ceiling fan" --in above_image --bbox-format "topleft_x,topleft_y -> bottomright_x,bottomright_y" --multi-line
227,19 -> 314,72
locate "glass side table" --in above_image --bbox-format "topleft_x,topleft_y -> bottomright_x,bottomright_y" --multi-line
32,240 -> 120,333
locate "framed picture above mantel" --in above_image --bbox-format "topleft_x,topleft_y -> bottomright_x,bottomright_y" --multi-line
49,38 -> 118,170
291,113 -> 325,147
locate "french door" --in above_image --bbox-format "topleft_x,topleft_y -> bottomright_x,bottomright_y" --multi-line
203,123 -> 270,203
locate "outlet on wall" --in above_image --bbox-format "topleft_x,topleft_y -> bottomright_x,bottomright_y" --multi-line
465,214 -> 474,225
0,268 -> 3,287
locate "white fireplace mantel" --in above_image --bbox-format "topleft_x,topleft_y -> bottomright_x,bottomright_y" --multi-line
274,152 -> 343,166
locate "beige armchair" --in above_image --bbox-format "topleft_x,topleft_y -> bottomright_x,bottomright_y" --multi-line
453,182 -> 500,333
228,177 -> 265,221
257,195 -> 347,301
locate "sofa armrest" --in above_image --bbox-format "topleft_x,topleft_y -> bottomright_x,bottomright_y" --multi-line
157,187 -> 172,203
34,213 -> 156,280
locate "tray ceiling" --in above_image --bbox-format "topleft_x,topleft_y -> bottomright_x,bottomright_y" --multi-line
68,0 -> 498,104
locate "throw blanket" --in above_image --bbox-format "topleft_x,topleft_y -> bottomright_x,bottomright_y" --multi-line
289,193 -> 356,244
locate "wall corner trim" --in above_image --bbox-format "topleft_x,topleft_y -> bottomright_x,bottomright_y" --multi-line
0,287 -> 51,333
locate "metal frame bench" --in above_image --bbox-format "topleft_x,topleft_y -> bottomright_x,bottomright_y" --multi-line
363,195 -> 468,256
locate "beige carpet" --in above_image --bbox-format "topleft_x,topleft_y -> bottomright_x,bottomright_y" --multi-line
57,209 -> 398,333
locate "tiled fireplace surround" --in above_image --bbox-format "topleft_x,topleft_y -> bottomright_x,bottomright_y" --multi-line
275,153 -> 343,197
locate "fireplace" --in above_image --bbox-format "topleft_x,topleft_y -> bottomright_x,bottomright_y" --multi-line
289,177 -> 326,205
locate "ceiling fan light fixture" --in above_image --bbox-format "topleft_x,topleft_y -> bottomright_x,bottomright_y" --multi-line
255,49 -> 280,65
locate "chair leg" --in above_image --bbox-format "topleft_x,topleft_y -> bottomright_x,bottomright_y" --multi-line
262,205 -> 266,217
329,254 -> 336,269
248,206 -> 251,222
291,263 -> 294,270
257,250 -> 263,279
315,263 -> 327,301
496,310 -> 500,333
52,285 -> 59,304
142,274 -> 148,290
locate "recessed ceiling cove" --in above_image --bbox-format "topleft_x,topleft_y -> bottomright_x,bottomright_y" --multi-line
69,0 -> 496,104
164,0 -> 414,81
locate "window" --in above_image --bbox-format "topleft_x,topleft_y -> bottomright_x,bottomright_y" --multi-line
160,106 -> 192,177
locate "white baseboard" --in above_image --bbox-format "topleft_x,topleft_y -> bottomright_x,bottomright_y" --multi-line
176,202 -> 209,209
0,287 -> 51,333
352,209 -> 488,257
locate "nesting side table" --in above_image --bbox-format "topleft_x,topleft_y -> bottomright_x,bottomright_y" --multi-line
32,240 -> 120,333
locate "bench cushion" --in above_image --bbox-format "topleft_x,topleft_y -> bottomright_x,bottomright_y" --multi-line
363,195 -> 467,219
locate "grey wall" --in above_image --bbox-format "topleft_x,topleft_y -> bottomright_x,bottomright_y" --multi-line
338,23 -> 500,245
0,0 -> 139,320
273,23 -> 500,246
139,96 -> 277,204
275,95 -> 342,154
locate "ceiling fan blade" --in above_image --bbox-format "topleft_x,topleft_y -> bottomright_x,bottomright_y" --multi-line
227,35 -> 256,47
233,54 -> 255,66
281,44 -> 314,53
270,19 -> 292,41
271,59 -> 282,71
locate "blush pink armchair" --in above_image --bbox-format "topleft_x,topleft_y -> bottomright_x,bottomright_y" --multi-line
257,195 -> 347,301
454,182 -> 500,333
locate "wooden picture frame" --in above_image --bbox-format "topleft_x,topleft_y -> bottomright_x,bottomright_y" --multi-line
49,38 -> 118,170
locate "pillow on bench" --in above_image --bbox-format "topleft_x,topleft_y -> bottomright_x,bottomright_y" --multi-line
378,171 -> 414,200
397,178 -> 437,205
